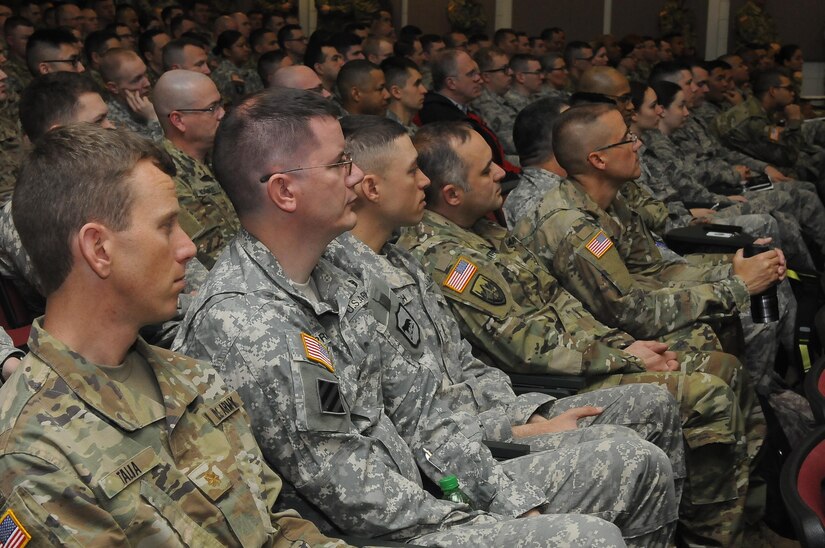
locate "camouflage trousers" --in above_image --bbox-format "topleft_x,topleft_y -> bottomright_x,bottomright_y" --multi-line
580,349 -> 765,547
411,513 -> 625,547
500,434 -> 677,547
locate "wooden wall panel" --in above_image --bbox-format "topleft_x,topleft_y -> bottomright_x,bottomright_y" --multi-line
511,0 -> 604,41
404,0 -> 497,36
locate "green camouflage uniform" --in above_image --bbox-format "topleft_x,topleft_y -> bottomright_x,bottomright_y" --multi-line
398,209 -> 764,546
106,97 -> 163,142
471,87 -> 519,160
173,229 -> 671,547
446,0 -> 486,35
3,55 -> 31,100
0,319 -> 347,547
161,139 -> 240,270
734,1 -> 777,49
210,58 -> 264,106
315,0 -> 355,31
352,0 -> 381,22
0,111 -> 20,207
658,0 -> 696,51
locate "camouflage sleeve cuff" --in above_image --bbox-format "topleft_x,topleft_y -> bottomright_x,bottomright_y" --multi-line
487,481 -> 548,518
505,392 -> 556,426
726,275 -> 752,312
476,408 -> 516,441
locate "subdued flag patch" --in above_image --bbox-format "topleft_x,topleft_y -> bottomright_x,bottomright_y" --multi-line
585,231 -> 614,259
0,509 -> 30,548
301,332 -> 334,373
443,258 -> 478,293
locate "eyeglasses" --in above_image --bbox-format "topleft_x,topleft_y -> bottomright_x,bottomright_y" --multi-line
774,84 -> 794,91
259,152 -> 353,183
42,55 -> 82,68
173,101 -> 222,115
483,64 -> 511,74
284,36 -> 307,43
546,65 -> 568,72
591,131 -> 639,156
519,70 -> 543,75
602,92 -> 633,104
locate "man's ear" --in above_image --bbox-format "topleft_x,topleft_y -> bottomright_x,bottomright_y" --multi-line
167,111 -> 185,132
265,173 -> 297,212
350,85 -> 361,103
441,182 -> 463,206
586,151 -> 607,171
105,80 -> 119,95
388,83 -> 403,101
359,173 -> 380,203
76,222 -> 113,279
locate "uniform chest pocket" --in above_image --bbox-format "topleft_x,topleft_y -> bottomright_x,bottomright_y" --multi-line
288,338 -> 353,434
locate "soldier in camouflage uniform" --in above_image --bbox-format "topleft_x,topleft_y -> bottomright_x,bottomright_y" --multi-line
472,48 -> 519,163
331,113 -> 687,488
2,17 -> 34,102
0,124 -> 347,547
154,70 -> 240,269
658,0 -> 696,55
399,120 -> 765,546
0,82 -> 19,207
735,0 -> 778,49
503,54 -> 545,115
174,89 -> 672,547
100,48 -> 163,141
714,69 -> 825,196
315,0 -> 355,32
447,0 -> 486,36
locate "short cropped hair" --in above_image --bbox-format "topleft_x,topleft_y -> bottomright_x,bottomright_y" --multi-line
553,103 -> 615,175
212,88 -> 339,216
380,56 -> 418,89
509,53 -> 538,73
162,36 -> 204,70
413,121 -> 474,203
277,24 -> 301,50
257,49 -> 290,84
13,125 -> 175,295
473,47 -> 505,72
648,60 -> 689,85
753,68 -> 789,97
84,30 -> 119,61
340,114 -> 407,175
138,28 -> 167,59
335,59 -> 379,102
26,28 -> 78,75
430,48 -> 461,91
513,97 -> 567,166
419,33 -> 443,55
19,72 -> 101,141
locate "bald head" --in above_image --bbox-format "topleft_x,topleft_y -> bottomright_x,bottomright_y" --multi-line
153,69 -> 216,117
269,65 -> 328,96
577,66 -> 627,95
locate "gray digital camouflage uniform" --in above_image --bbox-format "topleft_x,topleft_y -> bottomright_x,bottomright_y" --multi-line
325,231 -> 686,466
106,97 -> 163,142
503,166 -> 564,228
0,319 -> 347,547
503,89 -> 534,116
398,209 -> 764,546
472,87 -> 519,159
174,229 -> 675,547
643,127 -> 825,269
161,139 -> 240,269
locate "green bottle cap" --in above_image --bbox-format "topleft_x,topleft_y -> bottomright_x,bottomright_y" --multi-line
439,474 -> 459,492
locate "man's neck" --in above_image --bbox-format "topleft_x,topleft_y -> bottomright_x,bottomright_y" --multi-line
43,284 -> 138,366
437,88 -> 467,107
511,84 -> 530,97
533,157 -> 566,177
428,202 -> 478,229
168,134 -> 208,163
350,212 -> 393,253
570,173 -> 619,211
245,215 -> 330,284
387,102 -> 413,125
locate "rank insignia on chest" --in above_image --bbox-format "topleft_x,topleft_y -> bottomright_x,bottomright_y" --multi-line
585,231 -> 614,259
0,509 -> 30,548
301,332 -> 335,373
443,257 -> 478,293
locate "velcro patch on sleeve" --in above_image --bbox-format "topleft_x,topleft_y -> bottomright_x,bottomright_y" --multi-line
443,257 -> 478,293
585,230 -> 614,259
301,332 -> 334,373
0,509 -> 30,548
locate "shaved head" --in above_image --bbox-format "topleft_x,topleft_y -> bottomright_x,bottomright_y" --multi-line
269,65 -> 325,94
153,69 -> 215,115
553,103 -> 617,175
577,66 -> 627,95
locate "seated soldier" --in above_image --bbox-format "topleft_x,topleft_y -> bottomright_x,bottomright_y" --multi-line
25,28 -> 86,77
328,113 -> 688,534
161,37 -> 212,75
152,70 -> 240,269
0,123 -> 347,547
173,88 -> 671,547
381,56 -> 426,135
471,47 -> 519,160
0,61 -> 17,207
396,120 -> 765,547
99,47 -> 162,141
336,59 -> 389,116
3,16 -> 35,97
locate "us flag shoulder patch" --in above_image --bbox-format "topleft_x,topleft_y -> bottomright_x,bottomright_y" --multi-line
585,231 -> 614,259
0,509 -> 30,548
443,257 -> 478,293
301,333 -> 334,373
